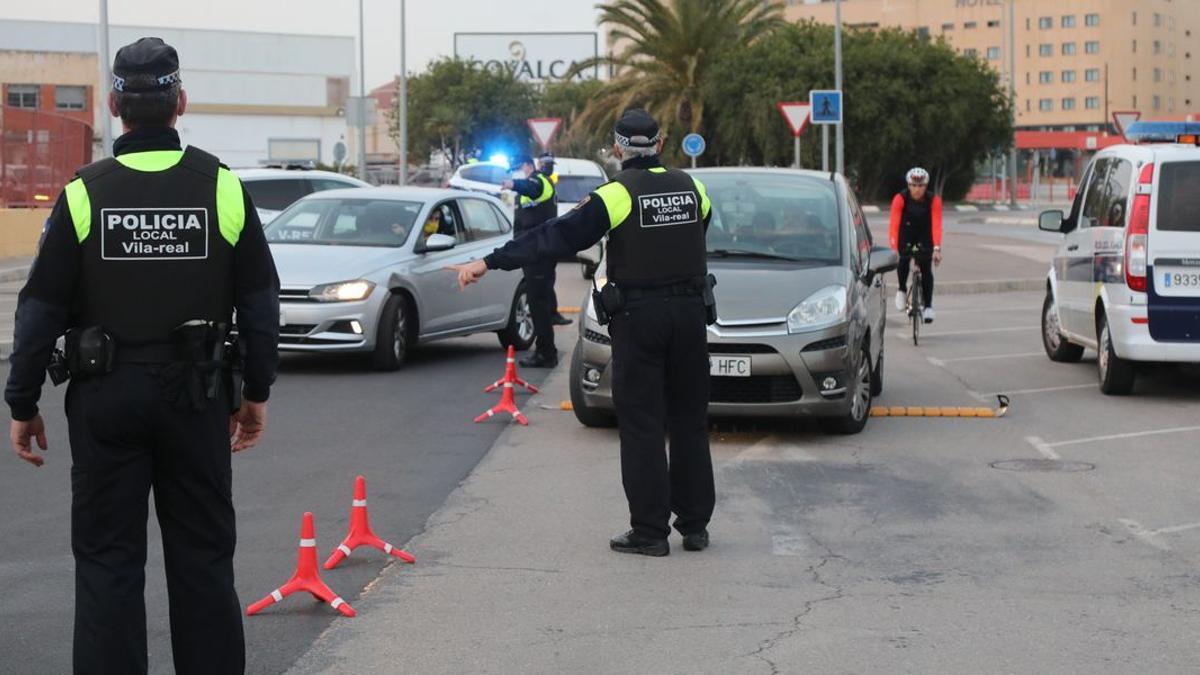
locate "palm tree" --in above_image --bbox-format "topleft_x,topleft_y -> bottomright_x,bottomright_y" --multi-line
570,0 -> 784,144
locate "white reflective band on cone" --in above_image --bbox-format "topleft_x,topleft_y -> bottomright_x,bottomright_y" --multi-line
271,589 -> 283,602
504,382 -> 514,388
300,538 -> 316,547
506,358 -> 515,363
331,598 -> 344,609
339,544 -> 352,556
352,499 -> 367,507
384,543 -> 393,554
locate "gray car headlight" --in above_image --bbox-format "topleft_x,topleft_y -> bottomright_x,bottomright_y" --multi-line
787,285 -> 847,333
309,280 -> 376,302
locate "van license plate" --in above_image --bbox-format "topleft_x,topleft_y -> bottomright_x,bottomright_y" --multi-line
1157,268 -> 1200,296
710,355 -> 751,377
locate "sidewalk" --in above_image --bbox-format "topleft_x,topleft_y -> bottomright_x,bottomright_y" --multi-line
0,256 -> 33,360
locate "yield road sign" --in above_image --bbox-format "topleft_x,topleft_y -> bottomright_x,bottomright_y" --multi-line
809,90 -> 842,125
527,118 -> 563,151
1112,110 -> 1141,137
777,102 -> 811,137
681,133 -> 706,158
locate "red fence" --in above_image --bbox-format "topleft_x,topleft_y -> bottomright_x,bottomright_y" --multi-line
966,180 -> 1079,204
0,106 -> 93,207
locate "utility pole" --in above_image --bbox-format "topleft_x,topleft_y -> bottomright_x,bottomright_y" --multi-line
398,0 -> 408,185
357,0 -> 367,182
98,0 -> 112,158
834,0 -> 845,175
1008,0 -> 1018,206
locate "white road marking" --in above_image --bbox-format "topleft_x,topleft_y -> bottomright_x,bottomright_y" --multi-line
1152,522 -> 1200,536
1025,436 -> 1061,460
929,306 -> 1034,315
771,534 -> 807,556
1048,425 -> 1200,448
929,351 -> 1043,364
1119,518 -> 1171,551
922,325 -> 1038,337
955,204 -> 980,212
732,436 -> 815,463
980,383 -> 1094,396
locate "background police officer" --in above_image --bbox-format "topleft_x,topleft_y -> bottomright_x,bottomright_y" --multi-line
502,154 -> 562,367
5,38 -> 280,674
451,109 -> 715,557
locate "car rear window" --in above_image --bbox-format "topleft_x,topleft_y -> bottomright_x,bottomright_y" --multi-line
555,175 -> 606,203
265,198 -> 422,247
702,173 -> 842,263
1156,161 -> 1200,232
243,179 -> 309,211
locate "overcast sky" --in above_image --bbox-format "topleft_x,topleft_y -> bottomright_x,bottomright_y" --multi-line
0,0 -> 604,87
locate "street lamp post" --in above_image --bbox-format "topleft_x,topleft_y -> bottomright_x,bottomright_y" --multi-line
98,0 -> 112,158
834,0 -> 844,176
398,0 -> 408,185
357,0 -> 368,182
1008,0 -> 1018,207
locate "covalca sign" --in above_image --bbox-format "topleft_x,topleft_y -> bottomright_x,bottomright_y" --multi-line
454,32 -> 600,82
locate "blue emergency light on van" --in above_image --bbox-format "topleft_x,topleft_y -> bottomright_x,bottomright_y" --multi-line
1123,121 -> 1200,144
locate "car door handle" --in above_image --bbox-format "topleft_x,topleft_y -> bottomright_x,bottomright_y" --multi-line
1066,245 -> 1079,252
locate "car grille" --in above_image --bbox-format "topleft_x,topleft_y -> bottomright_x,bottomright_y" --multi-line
801,336 -> 847,352
584,329 -> 612,345
710,375 -> 803,404
280,289 -> 316,303
709,343 -> 777,355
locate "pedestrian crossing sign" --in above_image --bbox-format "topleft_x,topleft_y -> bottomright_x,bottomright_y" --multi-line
809,90 -> 842,125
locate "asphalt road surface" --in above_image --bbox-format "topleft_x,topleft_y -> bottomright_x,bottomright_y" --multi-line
0,333 -> 558,675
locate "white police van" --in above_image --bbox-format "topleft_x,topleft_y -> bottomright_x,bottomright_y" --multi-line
1039,122 -> 1200,394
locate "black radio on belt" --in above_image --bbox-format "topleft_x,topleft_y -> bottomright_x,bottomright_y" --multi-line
65,326 -> 117,377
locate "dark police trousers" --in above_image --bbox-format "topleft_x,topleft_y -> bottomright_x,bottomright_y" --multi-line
67,365 -> 244,675
609,294 -> 714,539
522,259 -> 558,357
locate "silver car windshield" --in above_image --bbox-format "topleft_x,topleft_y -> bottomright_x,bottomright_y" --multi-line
704,174 -> 841,264
265,198 -> 423,247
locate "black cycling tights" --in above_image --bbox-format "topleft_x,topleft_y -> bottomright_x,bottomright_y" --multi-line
897,253 -> 934,308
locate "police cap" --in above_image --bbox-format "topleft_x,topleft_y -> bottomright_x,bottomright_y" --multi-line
112,37 -> 181,92
614,108 -> 660,148
512,154 -> 535,169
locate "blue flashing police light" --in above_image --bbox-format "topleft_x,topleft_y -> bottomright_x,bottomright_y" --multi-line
488,153 -> 511,168
1124,121 -> 1200,144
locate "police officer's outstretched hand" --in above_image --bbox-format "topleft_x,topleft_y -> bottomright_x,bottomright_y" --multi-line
230,400 -> 267,452
11,415 -> 47,467
446,259 -> 489,291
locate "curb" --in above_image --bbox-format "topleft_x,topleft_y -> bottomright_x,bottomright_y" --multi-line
0,266 -> 30,283
0,341 -> 11,362
938,278 -> 1044,295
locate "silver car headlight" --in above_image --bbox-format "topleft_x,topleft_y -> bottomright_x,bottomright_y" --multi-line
787,285 -> 847,333
309,280 -> 376,303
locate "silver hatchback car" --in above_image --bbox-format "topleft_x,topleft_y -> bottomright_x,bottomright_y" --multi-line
265,187 -> 534,369
569,168 -> 899,434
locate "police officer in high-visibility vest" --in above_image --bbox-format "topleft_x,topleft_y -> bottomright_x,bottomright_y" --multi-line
5,38 -> 279,674
451,109 -> 715,557
502,154 -> 561,367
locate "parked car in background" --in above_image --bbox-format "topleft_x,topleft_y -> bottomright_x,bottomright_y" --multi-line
264,187 -> 534,370
1039,130 -> 1200,394
446,161 -> 510,199
236,168 -> 370,224
570,168 -> 899,434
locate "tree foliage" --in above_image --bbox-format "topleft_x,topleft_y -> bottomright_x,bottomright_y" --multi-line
706,22 -> 1012,200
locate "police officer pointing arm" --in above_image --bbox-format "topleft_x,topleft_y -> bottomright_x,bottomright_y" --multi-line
6,38 -> 279,673
451,109 -> 716,557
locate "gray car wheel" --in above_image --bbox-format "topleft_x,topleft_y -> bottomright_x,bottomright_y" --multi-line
1097,312 -> 1136,395
497,283 -> 536,351
820,345 -> 872,435
1042,290 -> 1084,362
371,293 -> 409,371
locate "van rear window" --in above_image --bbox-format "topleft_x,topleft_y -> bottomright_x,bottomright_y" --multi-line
1156,162 -> 1200,232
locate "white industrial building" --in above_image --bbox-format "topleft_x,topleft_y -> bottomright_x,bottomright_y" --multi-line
0,19 -> 356,167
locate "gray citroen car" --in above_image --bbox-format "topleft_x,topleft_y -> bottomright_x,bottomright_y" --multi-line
569,168 -> 899,434
265,187 -> 533,370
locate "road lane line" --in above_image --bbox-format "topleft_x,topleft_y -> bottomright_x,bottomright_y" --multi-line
1152,522 -> 1200,536
922,325 -> 1038,337
930,351 -> 1043,364
980,383 -> 1094,396
1118,518 -> 1171,551
1025,436 -> 1061,460
1048,425 -> 1200,448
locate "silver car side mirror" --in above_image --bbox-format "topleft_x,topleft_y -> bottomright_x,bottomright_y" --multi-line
419,233 -> 457,252
1039,210 -> 1065,233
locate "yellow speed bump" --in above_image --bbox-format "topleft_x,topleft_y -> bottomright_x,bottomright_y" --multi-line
871,395 -> 1009,419
557,306 -> 582,314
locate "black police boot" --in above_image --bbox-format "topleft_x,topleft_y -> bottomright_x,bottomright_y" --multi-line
552,312 -> 573,326
609,530 -> 669,557
682,530 -> 709,552
519,351 -> 558,368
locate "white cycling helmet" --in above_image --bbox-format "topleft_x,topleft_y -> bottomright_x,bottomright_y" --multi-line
906,167 -> 929,186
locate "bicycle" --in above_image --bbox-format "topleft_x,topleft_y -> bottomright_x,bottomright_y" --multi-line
902,243 -> 929,346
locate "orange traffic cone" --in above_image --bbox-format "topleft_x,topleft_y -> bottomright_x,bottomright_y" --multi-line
324,475 -> 416,570
246,512 -> 356,618
484,346 -> 539,394
476,346 -> 535,425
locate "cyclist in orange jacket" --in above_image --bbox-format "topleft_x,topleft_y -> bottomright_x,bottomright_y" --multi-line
889,167 -> 943,323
